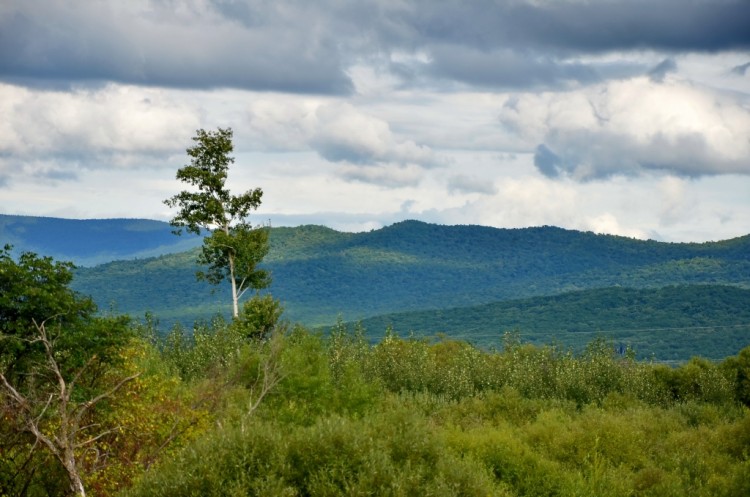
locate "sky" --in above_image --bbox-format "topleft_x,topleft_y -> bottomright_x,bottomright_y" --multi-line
1,0 -> 749,242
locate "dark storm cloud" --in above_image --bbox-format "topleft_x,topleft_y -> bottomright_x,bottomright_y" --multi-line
0,1 -> 353,94
426,45 -> 601,89
1,1 -> 748,92
397,0 -> 750,88
403,0 -> 750,53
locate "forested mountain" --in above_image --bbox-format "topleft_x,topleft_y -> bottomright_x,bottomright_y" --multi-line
6,217 -> 750,496
349,285 -> 750,360
260,221 -> 749,323
5,215 -> 748,360
0,214 -> 202,266
70,220 -> 749,329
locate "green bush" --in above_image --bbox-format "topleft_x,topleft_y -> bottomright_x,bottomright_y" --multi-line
123,407 -> 505,497
119,327 -> 750,496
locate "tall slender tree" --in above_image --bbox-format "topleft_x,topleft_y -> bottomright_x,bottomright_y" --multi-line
164,127 -> 270,318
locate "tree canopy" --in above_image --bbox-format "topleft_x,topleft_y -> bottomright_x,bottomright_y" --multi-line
0,246 -> 134,496
164,128 -> 270,317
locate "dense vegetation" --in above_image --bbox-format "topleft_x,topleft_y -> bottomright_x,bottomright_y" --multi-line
66,221 -> 750,361
351,285 -> 750,361
87,322 -> 750,495
3,246 -> 750,496
71,221 -> 750,327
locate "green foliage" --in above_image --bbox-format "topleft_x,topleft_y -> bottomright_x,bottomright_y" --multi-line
121,408 -> 504,497
71,222 -> 749,360
0,244 -> 131,382
160,316 -> 246,381
122,326 -> 750,497
722,345 -> 750,407
164,128 -> 260,236
196,225 -> 270,291
164,127 -> 269,317
231,293 -> 283,341
357,285 -> 750,360
0,248 -> 136,496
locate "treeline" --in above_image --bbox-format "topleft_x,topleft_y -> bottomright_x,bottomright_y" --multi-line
352,285 -> 750,361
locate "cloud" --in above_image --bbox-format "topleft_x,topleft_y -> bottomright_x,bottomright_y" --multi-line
447,174 -> 497,195
648,58 -> 677,82
0,83 -> 199,184
374,1 -> 750,89
731,62 -> 750,76
658,176 -> 694,226
338,163 -> 424,188
2,1 -> 748,94
425,45 -> 601,89
401,0 -> 750,53
533,145 -> 563,179
0,0 -> 353,94
500,77 -> 750,180
584,213 -> 649,239
245,99 -> 445,184
245,97 -> 319,151
312,102 -> 443,168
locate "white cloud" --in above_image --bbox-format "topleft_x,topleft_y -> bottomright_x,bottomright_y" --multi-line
500,77 -> 750,180
245,96 -> 320,151
311,102 -> 444,168
338,162 -> 425,188
0,83 -> 199,181
584,213 -> 650,239
244,99 -> 446,184
657,176 -> 694,226
447,174 -> 498,195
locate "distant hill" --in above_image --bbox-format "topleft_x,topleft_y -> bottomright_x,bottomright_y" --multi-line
0,214 -> 203,266
348,285 -> 750,361
70,220 -> 750,328
6,215 -> 749,360
260,221 -> 750,323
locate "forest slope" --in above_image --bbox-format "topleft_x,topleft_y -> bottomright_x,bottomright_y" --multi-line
71,221 -> 750,326
349,284 -> 750,361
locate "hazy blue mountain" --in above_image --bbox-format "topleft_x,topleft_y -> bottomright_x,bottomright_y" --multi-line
0,214 -> 203,266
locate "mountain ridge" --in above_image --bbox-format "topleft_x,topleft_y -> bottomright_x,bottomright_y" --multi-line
64,218 -> 750,328
0,214 -> 203,266
4,214 -> 749,360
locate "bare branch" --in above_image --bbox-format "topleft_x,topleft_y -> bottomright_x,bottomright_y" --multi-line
248,334 -> 287,414
73,372 -> 141,428
75,428 -> 121,449
3,316 -> 141,497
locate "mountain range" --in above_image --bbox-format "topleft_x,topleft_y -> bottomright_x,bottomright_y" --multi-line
0,214 -> 202,266
3,215 -> 749,361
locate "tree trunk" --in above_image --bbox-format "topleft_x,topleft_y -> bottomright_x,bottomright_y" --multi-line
229,252 -> 239,318
63,456 -> 86,497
